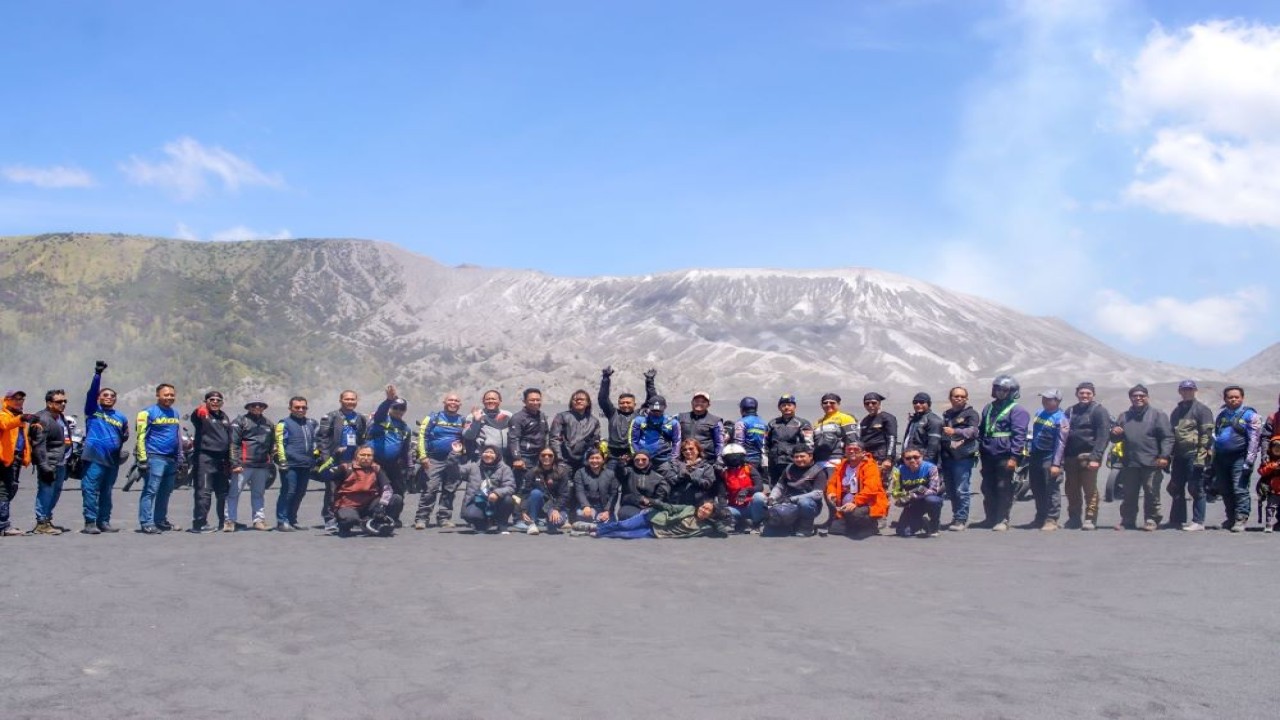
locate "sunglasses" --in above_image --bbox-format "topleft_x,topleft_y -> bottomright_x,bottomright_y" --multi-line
51,399 -> 67,404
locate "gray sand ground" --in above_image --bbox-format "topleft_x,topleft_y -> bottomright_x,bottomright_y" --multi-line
3,482 -> 1276,719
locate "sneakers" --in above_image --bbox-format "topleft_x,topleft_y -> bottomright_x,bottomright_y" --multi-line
157,522 -> 181,532
1113,523 -> 1135,531
991,521 -> 1008,532
1143,520 -> 1157,532
1182,522 -> 1204,532
1231,521 -> 1246,533
526,524 -> 541,535
1041,520 -> 1059,532
275,523 -> 294,532
571,521 -> 597,532
1220,520 -> 1236,530
1264,525 -> 1273,534
926,530 -> 942,538
1063,517 -> 1082,530
512,521 -> 529,532
413,520 -> 427,530
1081,520 -> 1096,531
948,521 -> 967,532
140,525 -> 161,535
97,523 -> 120,533
222,521 -> 236,533
81,522 -> 102,535
2,526 -> 24,536
33,521 -> 62,535
188,525 -> 217,534
252,520 -> 268,531
438,519 -> 456,529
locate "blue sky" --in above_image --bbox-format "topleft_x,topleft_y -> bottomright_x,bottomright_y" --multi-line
3,0 -> 1278,371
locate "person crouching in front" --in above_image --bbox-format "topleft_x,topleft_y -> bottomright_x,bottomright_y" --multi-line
330,445 -> 402,537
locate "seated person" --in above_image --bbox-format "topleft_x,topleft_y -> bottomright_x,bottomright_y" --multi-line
330,445 -> 403,537
717,443 -> 766,532
451,442 -> 516,533
669,439 -> 717,506
617,451 -> 673,520
825,441 -> 888,537
572,448 -> 619,529
891,449 -> 944,537
592,498 -> 733,539
518,448 -> 573,534
764,445 -> 828,537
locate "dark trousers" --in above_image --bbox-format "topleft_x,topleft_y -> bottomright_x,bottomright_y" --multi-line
1167,455 -> 1206,526
896,495 -> 943,536
839,506 -> 878,537
275,466 -> 314,526
768,461 -> 791,488
0,461 -> 20,530
415,456 -> 460,522
1118,466 -> 1163,526
192,452 -> 231,528
979,453 -> 1015,525
1028,453 -> 1062,523
460,494 -> 514,530
379,463 -> 407,521
335,494 -> 404,533
1213,452 -> 1250,524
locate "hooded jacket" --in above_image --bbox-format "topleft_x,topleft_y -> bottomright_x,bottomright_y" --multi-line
463,408 -> 511,461
450,451 -> 517,500
826,455 -> 888,519
768,462 -> 829,504
0,406 -> 32,467
618,461 -> 673,510
646,501 -> 733,538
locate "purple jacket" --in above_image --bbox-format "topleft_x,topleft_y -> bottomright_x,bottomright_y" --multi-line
978,401 -> 1030,459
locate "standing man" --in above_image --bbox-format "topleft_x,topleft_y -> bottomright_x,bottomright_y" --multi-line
189,390 -> 233,534
977,375 -> 1030,531
30,389 -> 73,535
274,396 -> 320,531
369,385 -> 412,525
317,390 -> 368,532
414,392 -> 468,529
765,394 -> 813,488
549,389 -> 601,473
1168,380 -> 1214,531
1211,385 -> 1262,533
941,387 -> 980,531
677,392 -> 724,461
732,397 -> 768,476
136,383 -> 183,534
1062,382 -> 1110,531
813,394 -> 859,469
228,399 -> 274,531
902,392 -> 944,464
630,395 -> 681,467
80,361 -> 128,534
859,392 -> 898,473
1026,390 -> 1070,531
1111,385 -> 1173,531
1,390 -> 37,536
597,367 -> 657,473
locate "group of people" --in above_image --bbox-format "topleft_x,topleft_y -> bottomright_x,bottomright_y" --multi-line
3,363 -> 1279,540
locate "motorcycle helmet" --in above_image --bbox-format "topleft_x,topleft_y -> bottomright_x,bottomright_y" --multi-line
991,375 -> 1020,400
364,515 -> 395,537
722,443 -> 747,468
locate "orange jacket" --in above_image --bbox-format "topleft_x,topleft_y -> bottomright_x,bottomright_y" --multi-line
0,407 -> 32,467
826,455 -> 888,519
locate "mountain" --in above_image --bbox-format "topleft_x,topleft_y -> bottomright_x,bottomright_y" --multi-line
1231,343 -> 1280,384
0,232 -> 1223,413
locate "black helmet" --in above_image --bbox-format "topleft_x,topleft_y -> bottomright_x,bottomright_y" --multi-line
739,396 -> 758,412
991,375 -> 1020,400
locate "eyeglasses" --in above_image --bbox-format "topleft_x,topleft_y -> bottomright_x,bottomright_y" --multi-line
903,455 -> 922,461
208,398 -> 223,403
51,399 -> 67,404
292,406 -> 308,411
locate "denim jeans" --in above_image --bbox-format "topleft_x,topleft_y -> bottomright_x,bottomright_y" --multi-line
138,455 -> 177,528
276,466 -> 311,525
227,467 -> 269,524
595,510 -> 655,539
762,496 -> 820,536
941,457 -> 974,524
1167,455 -> 1206,526
896,495 -> 943,536
34,464 -> 68,522
81,461 -> 119,525
524,488 -> 569,528
727,492 -> 768,529
1212,452 -> 1250,524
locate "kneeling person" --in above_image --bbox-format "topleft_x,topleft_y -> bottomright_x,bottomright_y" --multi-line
891,450 -> 944,537
454,442 -> 517,533
331,446 -> 403,537
764,445 -> 828,536
826,441 -> 887,537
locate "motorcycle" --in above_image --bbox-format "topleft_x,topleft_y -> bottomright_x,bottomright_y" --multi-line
122,427 -> 195,491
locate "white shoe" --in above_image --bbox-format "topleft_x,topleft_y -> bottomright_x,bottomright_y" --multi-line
1182,522 -> 1204,532
526,524 -> 540,535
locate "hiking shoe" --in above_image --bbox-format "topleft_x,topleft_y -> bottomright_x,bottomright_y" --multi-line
1041,520 -> 1059,532
33,522 -> 62,536
438,519 -> 456,529
991,521 -> 1008,532
413,520 -> 427,530
526,524 -> 540,535
222,521 -> 236,532
512,521 -> 529,532
1081,520 -> 1096,531
571,521 -> 597,532
81,523 -> 102,535
1263,525 -> 1273,534
1182,522 -> 1204,532
157,522 -> 181,532
252,520 -> 268,531
97,523 -> 120,533
1231,521 -> 1246,533
1063,517 -> 1082,530
2,526 -> 24,536
1221,520 -> 1236,530
187,526 -> 217,534
1143,520 -> 1157,532
275,523 -> 294,532
948,521 -> 967,532
140,525 -> 161,535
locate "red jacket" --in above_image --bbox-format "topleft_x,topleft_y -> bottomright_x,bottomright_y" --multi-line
332,463 -> 392,511
718,464 -> 762,508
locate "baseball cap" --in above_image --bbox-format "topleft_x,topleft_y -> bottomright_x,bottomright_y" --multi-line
244,400 -> 268,410
1178,380 -> 1198,391
692,391 -> 711,402
777,394 -> 797,406
390,398 -> 408,410
4,389 -> 25,398
1039,389 -> 1062,401
649,395 -> 667,411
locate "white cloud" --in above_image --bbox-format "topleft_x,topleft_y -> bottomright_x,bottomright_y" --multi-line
1094,288 -> 1267,345
209,225 -> 292,242
174,222 -> 199,241
1,164 -> 95,188
1120,21 -> 1280,227
120,137 -> 284,200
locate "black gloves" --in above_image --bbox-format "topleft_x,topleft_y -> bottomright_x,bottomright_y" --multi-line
21,414 -> 39,425
644,368 -> 657,380
95,360 -> 108,374
601,366 -> 614,378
